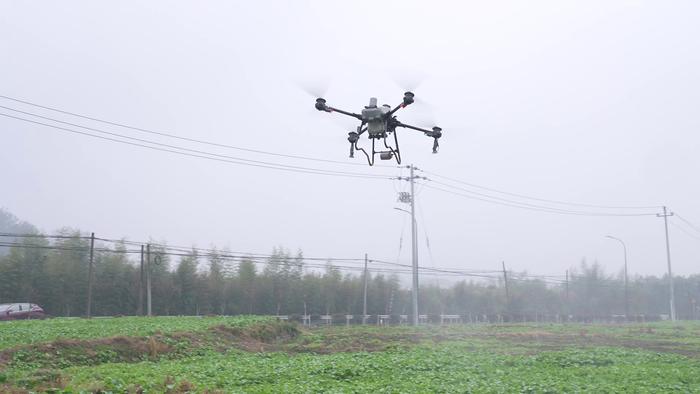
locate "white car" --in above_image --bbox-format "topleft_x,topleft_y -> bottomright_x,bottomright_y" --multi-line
0,303 -> 46,320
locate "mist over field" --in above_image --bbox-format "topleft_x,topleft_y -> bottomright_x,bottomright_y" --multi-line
1,2 -> 699,392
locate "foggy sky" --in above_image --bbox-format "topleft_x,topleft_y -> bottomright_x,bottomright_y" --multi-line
1,1 -> 698,280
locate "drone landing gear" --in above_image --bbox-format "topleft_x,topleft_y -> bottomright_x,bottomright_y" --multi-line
348,130 -> 402,166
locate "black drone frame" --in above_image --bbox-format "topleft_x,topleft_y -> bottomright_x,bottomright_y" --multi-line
314,92 -> 442,166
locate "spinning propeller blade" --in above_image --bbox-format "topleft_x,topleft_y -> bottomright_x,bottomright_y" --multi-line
297,76 -> 332,99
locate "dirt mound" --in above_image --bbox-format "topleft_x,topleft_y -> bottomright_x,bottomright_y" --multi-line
0,321 -> 300,371
210,321 -> 300,352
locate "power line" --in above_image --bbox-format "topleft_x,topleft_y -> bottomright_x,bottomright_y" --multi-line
0,94 -> 397,167
0,239 -> 640,288
93,236 -> 529,276
420,169 -> 661,210
419,182 -> 658,217
0,234 -> 505,279
0,229 -> 675,289
136,242 -> 497,277
86,235 -> 469,273
0,112 -> 393,180
96,237 -> 370,263
0,233 -> 90,240
0,242 -> 131,254
0,240 -> 500,278
671,221 -> 700,241
675,213 -> 700,234
1,105 -> 393,179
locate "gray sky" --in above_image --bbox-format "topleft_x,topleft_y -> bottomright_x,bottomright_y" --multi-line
1,1 -> 698,279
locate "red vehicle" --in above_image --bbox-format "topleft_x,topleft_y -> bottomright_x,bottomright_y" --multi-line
0,303 -> 46,320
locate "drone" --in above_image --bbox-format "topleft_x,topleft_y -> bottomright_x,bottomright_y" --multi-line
314,92 -> 442,166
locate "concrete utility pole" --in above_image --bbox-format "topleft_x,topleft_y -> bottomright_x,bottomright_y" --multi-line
86,232 -> 95,318
363,253 -> 368,324
605,235 -> 629,320
138,245 -> 144,316
565,269 -> 570,321
658,206 -> 676,321
409,164 -> 418,326
396,164 -> 425,326
146,243 -> 152,317
502,261 -> 510,320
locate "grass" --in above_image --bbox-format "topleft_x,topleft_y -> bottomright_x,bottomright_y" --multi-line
62,346 -> 700,393
1,319 -> 700,393
0,315 -> 270,350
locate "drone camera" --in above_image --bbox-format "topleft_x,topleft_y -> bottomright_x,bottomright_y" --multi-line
315,98 -> 327,111
380,151 -> 393,160
403,91 -> 415,106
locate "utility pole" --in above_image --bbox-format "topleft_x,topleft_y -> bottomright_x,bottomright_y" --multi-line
146,243 -> 152,317
409,164 -> 419,326
396,164 -> 425,326
565,269 -> 570,321
86,232 -> 95,318
502,261 -> 510,321
363,253 -> 368,324
658,206 -> 676,321
387,287 -> 395,315
138,245 -> 144,316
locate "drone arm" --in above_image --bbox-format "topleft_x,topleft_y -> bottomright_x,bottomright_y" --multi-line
394,121 -> 432,134
327,106 -> 363,120
395,121 -> 442,154
386,103 -> 405,117
315,98 -> 363,120
386,92 -> 415,117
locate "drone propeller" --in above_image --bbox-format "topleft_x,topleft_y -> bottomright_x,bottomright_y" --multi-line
392,70 -> 428,93
401,102 -> 438,130
392,71 -> 434,108
296,75 -> 332,100
298,79 -> 358,129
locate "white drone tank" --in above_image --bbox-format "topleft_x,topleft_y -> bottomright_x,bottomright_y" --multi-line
361,97 -> 388,137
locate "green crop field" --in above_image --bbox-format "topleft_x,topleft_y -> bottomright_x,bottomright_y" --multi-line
1,318 -> 700,393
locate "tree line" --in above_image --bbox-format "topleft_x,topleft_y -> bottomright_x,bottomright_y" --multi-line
1,229 -> 698,321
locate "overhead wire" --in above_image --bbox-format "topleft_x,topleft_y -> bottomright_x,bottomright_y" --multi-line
420,168 -> 662,210
97,237 -> 370,263
0,94 -> 395,167
0,242 -> 131,254
0,112 -> 393,180
418,182 -> 659,217
93,235 -> 458,273
1,98 -> 669,211
1,105 -> 395,179
674,213 -> 700,234
0,234 -> 507,279
0,233 -> 90,240
0,239 -> 498,278
0,239 -> 639,289
671,221 -> 700,241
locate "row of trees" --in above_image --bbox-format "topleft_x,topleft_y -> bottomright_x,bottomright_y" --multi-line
1,230 -> 699,320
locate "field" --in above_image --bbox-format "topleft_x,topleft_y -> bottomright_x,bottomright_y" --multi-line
1,317 -> 700,393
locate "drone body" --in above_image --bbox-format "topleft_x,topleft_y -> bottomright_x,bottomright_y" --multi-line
314,92 -> 442,166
